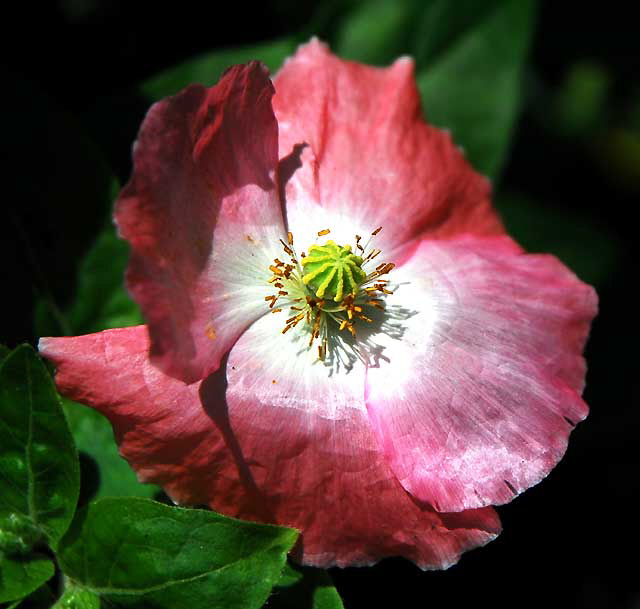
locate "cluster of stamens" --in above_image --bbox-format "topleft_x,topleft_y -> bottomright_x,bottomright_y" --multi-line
264,227 -> 395,360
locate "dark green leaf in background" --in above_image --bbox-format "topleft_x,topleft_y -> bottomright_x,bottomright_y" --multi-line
267,563 -> 344,609
334,0 -> 414,65
416,0 -> 536,180
62,399 -> 157,500
0,346 -> 79,549
140,38 -> 298,101
57,498 -> 298,609
36,212 -> 152,500
33,192 -> 143,340
0,346 -> 9,364
317,0 -> 537,181
496,192 -> 618,289
64,219 -> 143,336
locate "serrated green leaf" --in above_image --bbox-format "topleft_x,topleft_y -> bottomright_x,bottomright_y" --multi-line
267,563 -> 344,609
140,38 -> 298,101
0,555 -> 54,604
0,346 -> 79,549
58,497 -> 298,609
62,399 -> 157,500
416,0 -> 536,179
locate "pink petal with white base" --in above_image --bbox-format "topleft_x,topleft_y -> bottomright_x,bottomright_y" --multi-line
273,39 -> 503,255
223,312 -> 500,568
116,62 -> 285,384
365,236 -> 598,512
39,325 -> 501,570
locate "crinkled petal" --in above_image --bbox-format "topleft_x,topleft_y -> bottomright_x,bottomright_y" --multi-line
116,62 -> 285,384
39,325 -> 500,570
39,327 -> 226,496
365,236 -> 598,512
222,312 -> 500,568
273,39 -> 502,255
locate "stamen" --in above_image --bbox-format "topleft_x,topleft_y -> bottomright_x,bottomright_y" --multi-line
365,249 -> 381,262
279,239 -> 294,256
264,224 -> 396,354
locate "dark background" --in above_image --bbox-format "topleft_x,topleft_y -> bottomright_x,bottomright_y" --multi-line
1,1 -> 637,607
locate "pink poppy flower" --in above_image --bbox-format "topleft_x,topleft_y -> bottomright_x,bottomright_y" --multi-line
39,39 -> 597,569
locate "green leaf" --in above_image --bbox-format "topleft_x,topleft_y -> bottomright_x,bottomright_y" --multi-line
62,399 -> 157,500
0,346 -> 9,363
34,182 -> 143,339
3,583 -> 56,609
416,0 -> 536,179
140,38 -> 298,101
37,214 -> 151,499
0,555 -> 54,604
268,563 -> 344,609
411,0 -> 506,66
496,192 -> 618,288
329,0 -> 535,180
58,497 -> 298,609
0,346 -> 79,549
52,586 -> 100,609
66,219 -> 143,335
334,0 -> 415,65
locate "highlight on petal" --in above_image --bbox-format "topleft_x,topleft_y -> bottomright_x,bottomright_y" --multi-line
39,325 -> 501,570
273,38 -> 503,256
364,236 -> 598,512
38,40 -> 599,573
116,61 -> 285,384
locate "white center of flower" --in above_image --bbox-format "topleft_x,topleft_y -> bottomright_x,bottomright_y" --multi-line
264,227 -> 396,361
